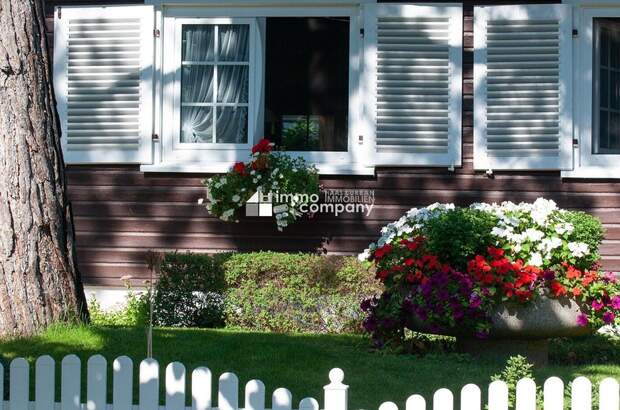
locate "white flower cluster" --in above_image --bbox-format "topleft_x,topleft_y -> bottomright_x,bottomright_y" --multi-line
359,198 -> 593,267
358,202 -> 455,261
472,198 -> 588,267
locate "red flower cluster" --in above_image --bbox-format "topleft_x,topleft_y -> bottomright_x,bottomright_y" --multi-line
467,247 -> 541,302
232,161 -> 247,175
252,138 -> 273,154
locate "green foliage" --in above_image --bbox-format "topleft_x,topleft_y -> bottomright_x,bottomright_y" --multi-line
152,252 -> 228,328
491,355 -> 542,410
563,210 -> 605,269
89,289 -> 149,327
423,208 -> 498,269
223,252 -> 381,333
550,333 -> 620,365
281,118 -> 319,151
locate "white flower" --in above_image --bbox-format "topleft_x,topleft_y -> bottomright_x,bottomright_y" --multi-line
222,209 -> 234,220
232,195 -> 241,203
568,242 -> 589,258
358,249 -> 371,262
539,236 -> 562,254
528,252 -> 543,267
555,223 -> 574,235
524,228 -> 544,242
198,198 -> 204,205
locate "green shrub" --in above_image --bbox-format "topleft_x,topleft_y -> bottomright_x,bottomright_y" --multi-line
89,288 -> 149,327
491,355 -> 542,410
423,208 -> 498,270
223,252 -> 381,333
152,252 -> 229,328
563,210 -> 605,269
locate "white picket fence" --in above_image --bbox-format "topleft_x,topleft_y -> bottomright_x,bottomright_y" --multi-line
0,355 -> 618,410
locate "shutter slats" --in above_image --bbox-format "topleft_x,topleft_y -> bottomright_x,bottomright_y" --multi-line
474,4 -> 572,170
54,5 -> 153,164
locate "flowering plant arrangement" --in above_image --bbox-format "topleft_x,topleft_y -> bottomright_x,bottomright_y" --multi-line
359,199 -> 620,347
201,139 -> 319,231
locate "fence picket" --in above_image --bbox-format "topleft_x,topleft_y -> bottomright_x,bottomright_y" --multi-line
405,394 -> 426,410
273,388 -> 293,410
10,358 -> 29,410
192,367 -> 213,410
219,372 -> 239,410
433,388 -> 453,410
379,402 -> 399,410
166,362 -> 186,410
599,378 -> 619,410
571,377 -> 592,410
488,381 -> 509,410
139,358 -> 159,410
460,384 -> 481,410
324,368 -> 348,410
515,378 -> 536,410
299,397 -> 319,410
113,356 -> 133,410
61,355 -> 81,410
87,355 -> 107,410
35,355 -> 55,410
245,380 -> 266,410
543,377 -> 564,410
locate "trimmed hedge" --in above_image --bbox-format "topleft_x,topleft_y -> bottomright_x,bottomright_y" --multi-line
150,251 -> 381,333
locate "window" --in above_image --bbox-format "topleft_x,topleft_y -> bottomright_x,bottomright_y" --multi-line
563,5 -> 620,178
593,18 -> 620,154
180,24 -> 250,145
264,17 -> 350,152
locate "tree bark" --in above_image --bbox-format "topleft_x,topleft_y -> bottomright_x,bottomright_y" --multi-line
0,0 -> 88,336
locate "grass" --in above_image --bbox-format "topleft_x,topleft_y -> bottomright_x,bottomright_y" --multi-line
0,325 -> 618,409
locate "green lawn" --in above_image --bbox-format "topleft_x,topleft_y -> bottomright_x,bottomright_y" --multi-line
0,325 -> 618,409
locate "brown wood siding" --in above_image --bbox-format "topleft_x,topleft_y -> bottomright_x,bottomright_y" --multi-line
49,1 -> 620,287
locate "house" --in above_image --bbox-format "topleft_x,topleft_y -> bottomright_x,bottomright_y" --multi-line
45,0 -> 620,301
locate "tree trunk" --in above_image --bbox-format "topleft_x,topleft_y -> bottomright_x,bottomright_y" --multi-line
0,0 -> 88,336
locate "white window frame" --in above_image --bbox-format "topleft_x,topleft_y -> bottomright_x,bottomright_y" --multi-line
563,1 -> 620,178
143,0 -> 372,175
172,18 -> 257,151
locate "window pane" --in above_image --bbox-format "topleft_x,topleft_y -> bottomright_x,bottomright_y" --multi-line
181,107 -> 213,143
594,18 -> 620,154
264,17 -> 349,152
217,66 -> 248,103
216,107 -> 248,143
218,25 -> 249,62
181,66 -> 214,103
182,25 -> 215,61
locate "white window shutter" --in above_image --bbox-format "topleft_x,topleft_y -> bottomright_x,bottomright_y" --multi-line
473,4 -> 573,171
363,3 -> 462,167
53,5 -> 154,164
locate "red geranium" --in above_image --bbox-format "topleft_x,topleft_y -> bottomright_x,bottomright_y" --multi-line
252,138 -> 273,154
232,161 -> 247,175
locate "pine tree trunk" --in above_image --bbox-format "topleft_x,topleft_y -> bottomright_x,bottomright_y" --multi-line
0,0 -> 88,336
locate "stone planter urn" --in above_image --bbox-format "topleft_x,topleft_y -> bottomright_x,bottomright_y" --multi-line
410,296 -> 593,366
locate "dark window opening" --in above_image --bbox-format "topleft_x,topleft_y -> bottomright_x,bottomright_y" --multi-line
594,18 -> 620,154
264,17 -> 350,152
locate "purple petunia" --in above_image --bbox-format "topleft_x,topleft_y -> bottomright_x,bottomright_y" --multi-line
603,311 -> 616,324
592,299 -> 604,311
469,293 -> 482,309
612,296 -> 620,310
543,270 -> 556,281
576,313 -> 589,327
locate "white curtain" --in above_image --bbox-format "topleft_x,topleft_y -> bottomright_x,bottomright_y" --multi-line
181,24 -> 249,144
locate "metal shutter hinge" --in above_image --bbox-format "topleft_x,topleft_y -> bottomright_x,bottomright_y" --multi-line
573,138 -> 579,146
573,29 -> 579,37
358,135 -> 363,144
154,29 -> 161,38
152,134 -> 160,141
360,28 -> 365,38
57,7 -> 61,19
